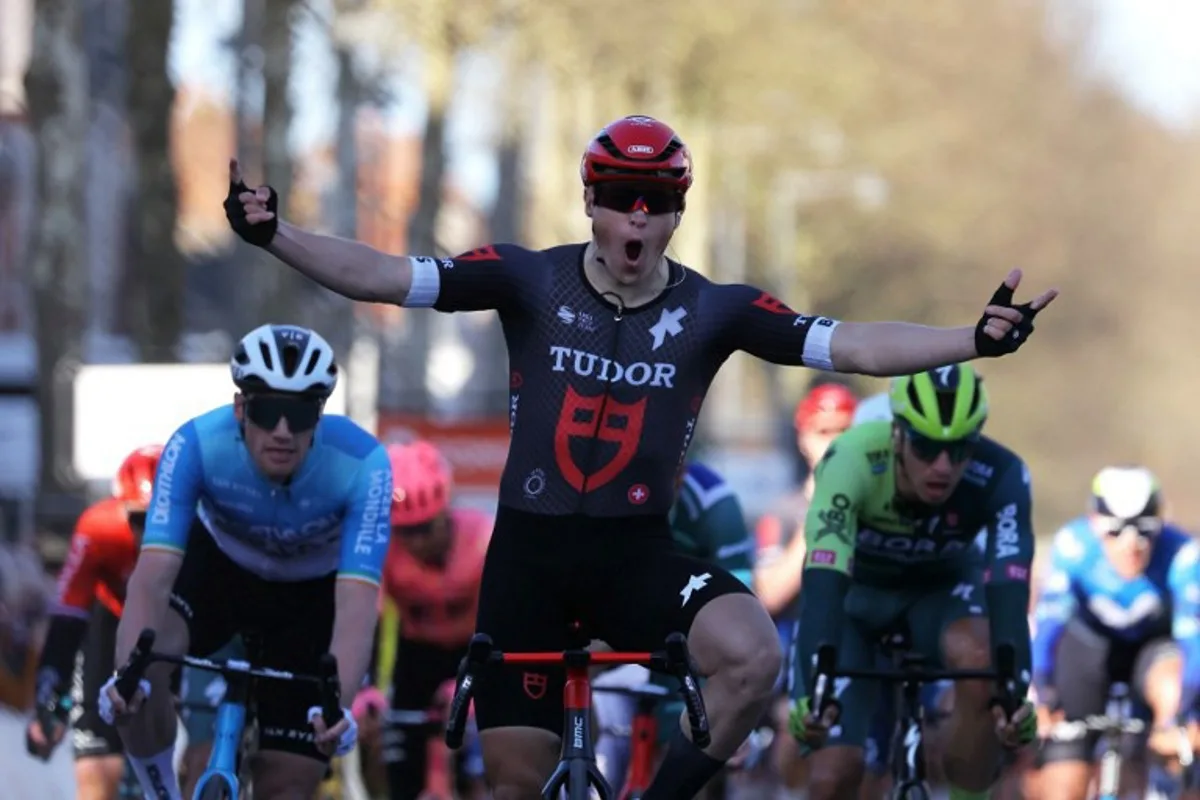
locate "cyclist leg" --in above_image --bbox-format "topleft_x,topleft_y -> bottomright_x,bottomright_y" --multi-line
72,606 -> 127,800
118,523 -> 218,798
802,583 -> 883,800
858,697 -> 896,800
771,620 -> 809,793
1132,638 -> 1181,795
473,513 -> 573,800
908,573 -> 1003,796
178,636 -> 246,798
384,637 -> 466,800
1032,619 -> 1112,800
596,541 -> 778,799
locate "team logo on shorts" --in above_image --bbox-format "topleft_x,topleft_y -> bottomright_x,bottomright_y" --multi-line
523,671 -> 548,700
554,386 -> 647,492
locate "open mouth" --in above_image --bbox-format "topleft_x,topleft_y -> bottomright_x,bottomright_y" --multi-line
624,239 -> 644,262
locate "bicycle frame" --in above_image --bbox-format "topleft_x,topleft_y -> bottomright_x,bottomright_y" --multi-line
446,631 -> 709,800
114,628 -> 342,800
1097,683 -> 1133,800
593,681 -> 672,800
1042,684 -> 1147,800
811,641 -> 1018,800
191,667 -> 252,798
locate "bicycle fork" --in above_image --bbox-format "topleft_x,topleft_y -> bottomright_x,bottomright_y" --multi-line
193,671 -> 251,796
542,654 -> 609,800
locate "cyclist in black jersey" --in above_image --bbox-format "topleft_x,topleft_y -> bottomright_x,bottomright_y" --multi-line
224,114 -> 1057,800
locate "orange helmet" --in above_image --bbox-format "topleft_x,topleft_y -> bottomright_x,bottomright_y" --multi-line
388,440 -> 452,527
113,445 -> 163,511
794,383 -> 858,431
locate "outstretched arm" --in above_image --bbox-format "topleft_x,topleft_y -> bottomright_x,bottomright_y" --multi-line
268,221 -> 413,305
227,159 -> 414,305
725,269 -> 1058,376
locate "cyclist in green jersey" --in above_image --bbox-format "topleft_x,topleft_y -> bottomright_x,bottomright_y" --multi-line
593,461 -> 754,796
788,364 -> 1038,800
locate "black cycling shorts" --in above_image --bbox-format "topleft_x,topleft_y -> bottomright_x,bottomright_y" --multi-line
69,605 -> 123,759
169,521 -> 337,761
1039,618 -> 1177,765
473,506 -> 753,734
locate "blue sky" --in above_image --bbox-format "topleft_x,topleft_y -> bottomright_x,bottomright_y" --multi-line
169,0 -> 1200,208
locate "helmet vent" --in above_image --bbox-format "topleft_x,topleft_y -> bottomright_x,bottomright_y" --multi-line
258,342 -> 275,372
304,349 -> 322,377
279,343 -> 302,377
935,391 -> 957,428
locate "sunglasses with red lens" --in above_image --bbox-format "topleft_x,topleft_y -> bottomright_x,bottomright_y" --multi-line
592,184 -> 684,215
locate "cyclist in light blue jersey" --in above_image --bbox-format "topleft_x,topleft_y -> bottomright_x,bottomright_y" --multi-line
99,323 -> 394,800
1032,466 -> 1200,799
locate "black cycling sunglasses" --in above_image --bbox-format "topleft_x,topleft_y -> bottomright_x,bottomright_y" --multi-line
1095,515 -> 1162,539
592,183 -> 684,215
904,428 -> 977,465
245,394 -> 323,433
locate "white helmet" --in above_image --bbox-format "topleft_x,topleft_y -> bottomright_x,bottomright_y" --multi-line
230,324 -> 339,398
1091,465 -> 1162,519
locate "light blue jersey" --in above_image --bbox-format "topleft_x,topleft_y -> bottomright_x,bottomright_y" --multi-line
1033,518 -> 1200,708
142,406 -> 393,585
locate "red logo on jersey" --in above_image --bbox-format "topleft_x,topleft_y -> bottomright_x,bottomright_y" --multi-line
628,484 -> 650,505
455,245 -> 501,262
554,386 -> 647,492
523,671 -> 548,700
751,292 -> 794,315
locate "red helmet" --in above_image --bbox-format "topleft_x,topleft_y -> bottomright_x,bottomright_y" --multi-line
388,440 -> 452,527
113,445 -> 163,510
580,116 -> 693,192
794,384 -> 858,431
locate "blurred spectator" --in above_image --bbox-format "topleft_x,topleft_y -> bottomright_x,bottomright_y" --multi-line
0,540 -> 49,712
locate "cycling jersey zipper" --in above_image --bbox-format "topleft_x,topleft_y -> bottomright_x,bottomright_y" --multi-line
576,298 -> 626,514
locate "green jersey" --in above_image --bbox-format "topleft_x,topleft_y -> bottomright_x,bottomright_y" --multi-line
668,461 -> 755,588
794,420 -> 1036,696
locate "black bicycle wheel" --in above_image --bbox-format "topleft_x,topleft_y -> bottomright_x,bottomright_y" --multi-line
198,776 -> 238,800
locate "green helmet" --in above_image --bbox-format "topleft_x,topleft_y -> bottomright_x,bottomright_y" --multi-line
889,364 -> 988,441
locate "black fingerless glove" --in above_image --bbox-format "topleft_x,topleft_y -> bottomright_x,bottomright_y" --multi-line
224,179 -> 279,248
975,281 -> 1038,357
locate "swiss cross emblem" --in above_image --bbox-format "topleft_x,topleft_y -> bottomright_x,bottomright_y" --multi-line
628,484 -> 650,505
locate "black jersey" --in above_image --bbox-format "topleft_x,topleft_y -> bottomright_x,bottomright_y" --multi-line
405,243 -> 839,517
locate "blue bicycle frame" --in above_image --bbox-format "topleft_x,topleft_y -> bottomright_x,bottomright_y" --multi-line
113,629 -> 342,800
191,681 -> 249,798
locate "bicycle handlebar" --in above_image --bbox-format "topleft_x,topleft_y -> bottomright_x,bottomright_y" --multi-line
811,642 -> 1020,718
1044,715 -> 1147,741
113,628 -> 343,729
445,631 -> 710,749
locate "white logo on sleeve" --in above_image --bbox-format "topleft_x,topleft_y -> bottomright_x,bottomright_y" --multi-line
649,307 -> 688,351
680,572 -> 712,607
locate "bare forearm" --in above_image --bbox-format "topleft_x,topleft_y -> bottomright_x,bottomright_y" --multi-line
330,579 -> 381,700
830,322 -> 976,376
754,542 -> 808,615
267,222 -> 411,304
114,553 -> 180,666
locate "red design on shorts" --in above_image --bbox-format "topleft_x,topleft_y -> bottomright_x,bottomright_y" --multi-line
523,671 -> 548,700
